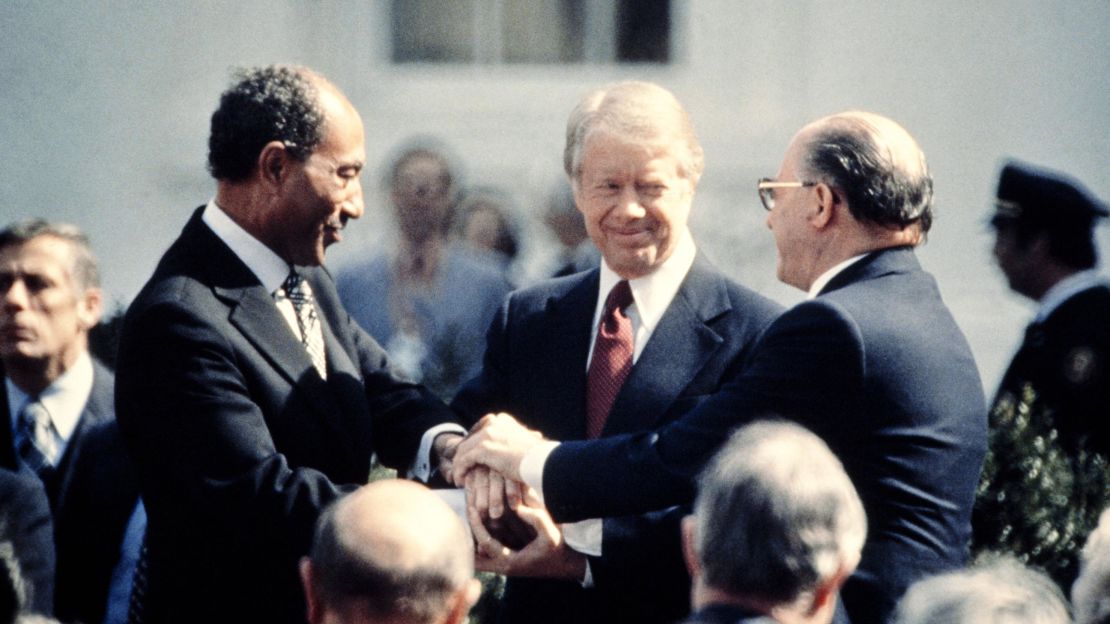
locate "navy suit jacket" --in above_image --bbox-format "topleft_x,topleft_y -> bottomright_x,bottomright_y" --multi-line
0,360 -> 138,624
542,247 -> 987,624
452,256 -> 782,624
0,467 -> 55,616
115,209 -> 460,623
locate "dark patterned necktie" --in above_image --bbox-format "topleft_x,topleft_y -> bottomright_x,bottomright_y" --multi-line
17,399 -> 57,477
585,280 -> 634,439
282,270 -> 327,379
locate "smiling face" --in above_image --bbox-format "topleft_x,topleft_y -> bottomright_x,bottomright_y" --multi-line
269,86 -> 366,266
573,131 -> 694,280
0,235 -> 101,387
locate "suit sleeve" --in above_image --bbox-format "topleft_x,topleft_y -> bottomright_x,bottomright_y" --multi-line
115,299 -> 352,558
543,300 -> 864,522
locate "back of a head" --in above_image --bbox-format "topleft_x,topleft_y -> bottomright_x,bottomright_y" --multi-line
895,557 -> 1070,624
1074,507 -> 1110,624
307,480 -> 474,624
800,111 -> 933,234
563,80 -> 704,186
693,420 -> 867,607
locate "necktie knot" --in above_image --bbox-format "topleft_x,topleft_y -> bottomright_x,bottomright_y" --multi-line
281,268 -> 327,378
18,398 -> 58,474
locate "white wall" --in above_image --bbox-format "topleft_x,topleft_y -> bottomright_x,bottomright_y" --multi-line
2,0 -> 1108,390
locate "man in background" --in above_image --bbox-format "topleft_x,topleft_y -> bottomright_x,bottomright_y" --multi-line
974,161 -> 1110,589
682,421 -> 866,624
336,144 -> 511,395
300,479 -> 479,624
0,220 -> 142,624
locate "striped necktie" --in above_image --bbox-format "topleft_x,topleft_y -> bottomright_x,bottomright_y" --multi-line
282,270 -> 328,379
17,398 -> 58,477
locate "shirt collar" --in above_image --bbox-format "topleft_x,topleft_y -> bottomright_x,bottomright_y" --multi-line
1035,269 -> 1108,323
807,253 -> 868,299
6,350 -> 93,443
202,200 -> 291,293
596,229 -> 697,334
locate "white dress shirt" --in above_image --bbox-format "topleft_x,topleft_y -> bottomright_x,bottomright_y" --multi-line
520,230 -> 698,568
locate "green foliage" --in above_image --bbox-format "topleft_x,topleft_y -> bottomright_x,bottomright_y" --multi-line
973,382 -> 1110,591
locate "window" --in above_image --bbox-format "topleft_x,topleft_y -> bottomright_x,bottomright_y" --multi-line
391,0 -> 670,64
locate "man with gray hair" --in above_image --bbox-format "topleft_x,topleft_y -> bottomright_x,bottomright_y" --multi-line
299,479 -> 479,624
682,420 -> 866,624
450,80 -> 781,622
894,557 -> 1069,624
0,219 -> 143,624
454,111 -> 986,623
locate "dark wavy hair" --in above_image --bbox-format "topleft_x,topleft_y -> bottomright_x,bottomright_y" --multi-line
802,112 -> 934,234
207,65 -> 325,181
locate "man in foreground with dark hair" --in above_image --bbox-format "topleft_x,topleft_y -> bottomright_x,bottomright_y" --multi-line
454,111 -> 987,624
974,161 -> 1110,589
115,65 -> 463,623
682,421 -> 866,624
300,479 -> 479,624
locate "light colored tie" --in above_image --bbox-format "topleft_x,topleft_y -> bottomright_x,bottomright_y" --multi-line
282,270 -> 328,379
585,280 -> 634,439
17,399 -> 58,475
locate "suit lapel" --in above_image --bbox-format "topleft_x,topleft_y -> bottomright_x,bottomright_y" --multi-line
603,256 -> 730,436
534,273 -> 597,441
184,214 -> 348,428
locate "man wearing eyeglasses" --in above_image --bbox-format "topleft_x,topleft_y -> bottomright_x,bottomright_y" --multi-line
454,111 -> 987,624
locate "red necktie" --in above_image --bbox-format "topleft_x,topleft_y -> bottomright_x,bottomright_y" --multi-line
585,280 -> 634,439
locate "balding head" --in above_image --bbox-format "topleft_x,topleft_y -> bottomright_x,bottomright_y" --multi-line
795,111 -> 933,234
301,480 -> 478,624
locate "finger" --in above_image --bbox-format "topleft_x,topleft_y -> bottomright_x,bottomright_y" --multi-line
467,501 -> 509,560
468,413 -> 497,434
488,471 -> 505,520
505,478 -> 523,510
467,468 -> 490,521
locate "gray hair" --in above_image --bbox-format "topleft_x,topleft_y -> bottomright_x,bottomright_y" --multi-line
0,219 -> 100,291
693,420 -> 867,605
895,556 -> 1070,624
800,111 -> 934,233
1074,507 -> 1110,624
563,81 -> 704,186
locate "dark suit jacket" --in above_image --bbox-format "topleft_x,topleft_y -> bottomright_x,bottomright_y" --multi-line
114,209 -> 460,624
0,360 -> 139,624
541,247 -> 987,624
994,282 -> 1110,449
452,256 -> 782,624
0,467 -> 55,616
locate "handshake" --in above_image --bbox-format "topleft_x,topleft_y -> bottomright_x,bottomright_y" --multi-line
433,413 -> 587,580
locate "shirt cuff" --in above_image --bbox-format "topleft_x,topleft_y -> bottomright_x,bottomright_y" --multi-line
408,423 -> 467,482
519,440 -> 560,504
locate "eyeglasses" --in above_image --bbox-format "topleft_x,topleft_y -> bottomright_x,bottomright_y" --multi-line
757,178 -> 816,211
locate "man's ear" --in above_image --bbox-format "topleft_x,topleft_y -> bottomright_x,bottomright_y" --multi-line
807,561 -> 855,617
681,515 -> 701,580
445,578 -> 482,624
810,183 -> 838,229
76,287 -> 103,331
299,558 -> 321,624
258,141 -> 290,189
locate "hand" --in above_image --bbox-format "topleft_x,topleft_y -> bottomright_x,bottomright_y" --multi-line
452,413 -> 545,485
432,432 -> 463,484
464,467 -> 534,549
471,499 -> 586,579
